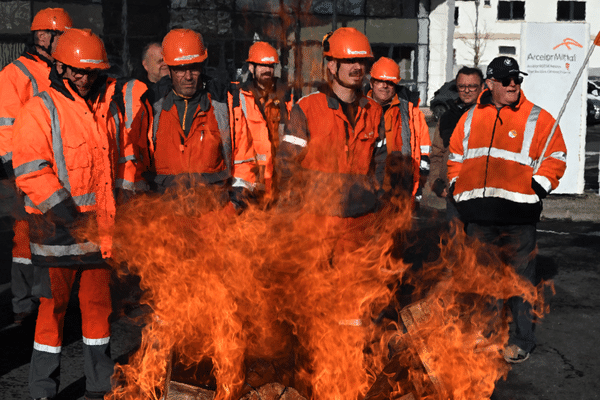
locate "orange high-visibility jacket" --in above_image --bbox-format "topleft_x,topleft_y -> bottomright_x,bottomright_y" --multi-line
13,75 -> 120,265
448,89 -> 567,224
151,89 -> 232,192
278,87 -> 387,218
229,79 -> 293,195
0,49 -> 53,175
109,78 -> 151,194
367,88 -> 431,198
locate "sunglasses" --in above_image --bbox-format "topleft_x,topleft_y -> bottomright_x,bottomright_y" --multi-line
494,76 -> 523,86
67,66 -> 99,80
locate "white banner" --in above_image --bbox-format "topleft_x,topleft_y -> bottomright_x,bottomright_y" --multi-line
521,22 -> 589,194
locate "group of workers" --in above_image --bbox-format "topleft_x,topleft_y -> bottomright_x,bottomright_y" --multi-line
0,6 -> 567,400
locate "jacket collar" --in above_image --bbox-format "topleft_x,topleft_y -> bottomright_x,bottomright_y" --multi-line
21,44 -> 53,68
163,87 -> 210,113
320,83 -> 369,110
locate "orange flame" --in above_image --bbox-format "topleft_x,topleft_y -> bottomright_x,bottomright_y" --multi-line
99,180 -> 545,400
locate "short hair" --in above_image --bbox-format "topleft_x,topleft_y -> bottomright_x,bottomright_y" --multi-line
141,41 -> 162,62
456,66 -> 484,84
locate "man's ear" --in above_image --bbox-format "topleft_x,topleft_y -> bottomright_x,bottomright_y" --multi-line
247,63 -> 255,76
56,62 -> 65,74
142,58 -> 149,72
327,59 -> 337,76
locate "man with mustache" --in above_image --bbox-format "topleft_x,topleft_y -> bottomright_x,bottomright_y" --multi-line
148,29 -> 253,211
278,27 -> 386,253
367,57 -> 431,209
229,42 -> 293,205
448,56 -> 567,364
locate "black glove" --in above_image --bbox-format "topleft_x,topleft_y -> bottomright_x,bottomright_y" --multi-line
431,178 -> 446,198
46,196 -> 79,225
532,178 -> 548,199
2,160 -> 14,180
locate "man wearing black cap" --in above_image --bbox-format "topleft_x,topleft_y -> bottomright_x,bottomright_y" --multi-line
447,56 -> 568,363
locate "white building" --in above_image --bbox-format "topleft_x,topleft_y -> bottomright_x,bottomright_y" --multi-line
428,0 -> 600,103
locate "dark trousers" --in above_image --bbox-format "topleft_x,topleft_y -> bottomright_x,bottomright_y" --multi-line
465,222 -> 537,353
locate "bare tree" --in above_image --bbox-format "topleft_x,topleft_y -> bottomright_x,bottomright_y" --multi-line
458,0 -> 490,68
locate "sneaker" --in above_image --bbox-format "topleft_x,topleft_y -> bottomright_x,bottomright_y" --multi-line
503,344 -> 530,363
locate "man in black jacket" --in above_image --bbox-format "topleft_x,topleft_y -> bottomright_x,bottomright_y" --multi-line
430,67 -> 484,220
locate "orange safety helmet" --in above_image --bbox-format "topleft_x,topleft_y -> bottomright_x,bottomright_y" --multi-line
247,42 -> 279,64
52,28 -> 110,70
323,27 -> 373,60
370,57 -> 400,84
30,8 -> 73,32
162,29 -> 207,66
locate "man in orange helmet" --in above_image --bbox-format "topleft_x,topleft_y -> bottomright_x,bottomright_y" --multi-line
278,27 -> 387,253
229,41 -> 293,205
367,56 -> 431,209
0,7 -> 72,329
12,28 -> 123,400
149,29 -> 253,210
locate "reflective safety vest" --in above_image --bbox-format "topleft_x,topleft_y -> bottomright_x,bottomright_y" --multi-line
368,90 -> 431,198
279,89 -> 387,218
448,89 -> 567,224
0,51 -> 52,174
13,76 -> 120,265
109,78 -> 151,194
151,90 -> 231,192
229,80 -> 293,197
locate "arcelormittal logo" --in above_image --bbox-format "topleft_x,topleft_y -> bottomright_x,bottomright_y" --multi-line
553,38 -> 583,50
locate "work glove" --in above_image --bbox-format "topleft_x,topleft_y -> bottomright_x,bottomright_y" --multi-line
431,178 -> 446,198
532,178 -> 548,199
46,196 -> 79,226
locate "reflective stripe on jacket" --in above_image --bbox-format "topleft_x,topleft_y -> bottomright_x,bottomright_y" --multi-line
368,90 -> 431,198
151,89 -> 231,192
278,89 -> 387,218
110,78 -> 151,193
0,52 -> 52,171
12,76 -> 119,265
447,89 -> 567,223
229,80 -> 293,194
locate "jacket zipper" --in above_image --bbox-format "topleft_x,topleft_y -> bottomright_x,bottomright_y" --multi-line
484,107 -> 502,196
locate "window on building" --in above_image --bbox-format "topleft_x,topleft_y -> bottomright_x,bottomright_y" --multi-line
454,7 -> 459,25
499,46 -> 516,55
498,1 -> 525,20
557,1 -> 586,21
484,0 -> 491,6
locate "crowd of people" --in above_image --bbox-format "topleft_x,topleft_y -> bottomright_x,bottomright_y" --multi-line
0,7 -> 567,400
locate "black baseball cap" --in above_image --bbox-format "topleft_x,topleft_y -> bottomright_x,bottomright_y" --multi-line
486,56 -> 528,80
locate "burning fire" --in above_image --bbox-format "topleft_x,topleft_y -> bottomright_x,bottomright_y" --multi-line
99,181 -> 546,400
